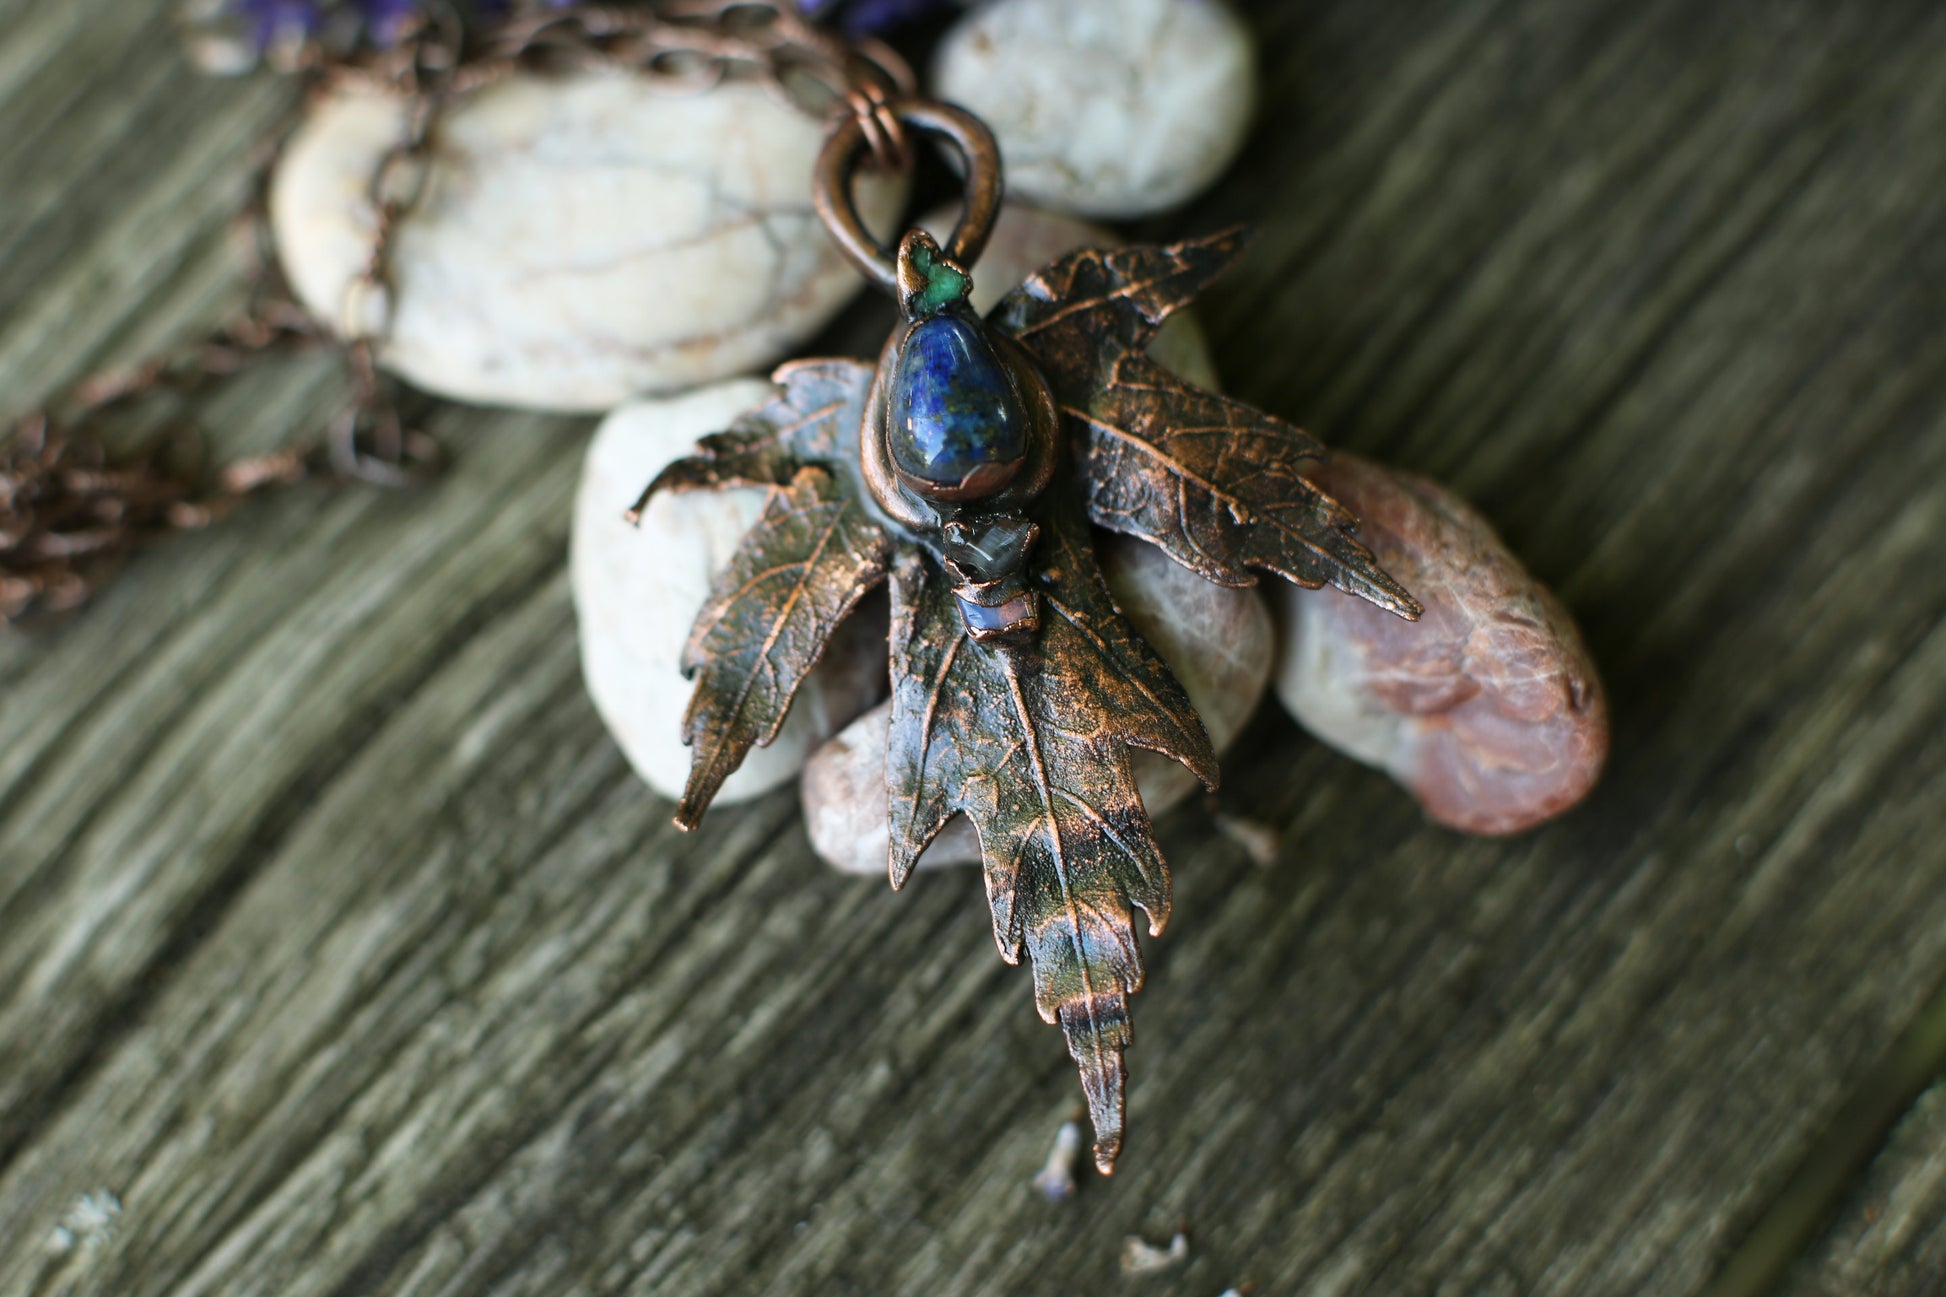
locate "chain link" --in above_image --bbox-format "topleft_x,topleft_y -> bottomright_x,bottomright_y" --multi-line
463,1 -> 914,167
325,8 -> 463,487
2,1 -> 915,625
1,126 -> 323,623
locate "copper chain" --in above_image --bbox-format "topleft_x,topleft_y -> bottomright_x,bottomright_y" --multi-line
326,18 -> 462,487
1,1 -> 912,626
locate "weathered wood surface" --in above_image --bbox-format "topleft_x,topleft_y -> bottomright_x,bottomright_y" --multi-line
1783,1080 -> 1946,1297
3,1 -> 1945,1295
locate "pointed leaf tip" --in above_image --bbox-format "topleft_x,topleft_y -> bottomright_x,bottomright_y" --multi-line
643,359 -> 877,500
1058,990 -> 1133,1176
674,773 -> 713,832
623,474 -> 662,525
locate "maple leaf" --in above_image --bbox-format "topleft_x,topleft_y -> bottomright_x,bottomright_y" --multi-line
884,510 -> 1219,1173
992,231 -> 1249,390
636,360 -> 875,496
650,228 -> 1419,1173
637,362 -> 889,830
667,466 -> 889,829
1076,351 -> 1422,613
993,234 -> 1423,620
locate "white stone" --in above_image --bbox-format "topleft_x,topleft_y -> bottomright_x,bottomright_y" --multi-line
804,534 -> 1273,876
273,71 -> 907,412
921,201 -> 1221,390
932,0 -> 1257,219
572,380 -> 888,808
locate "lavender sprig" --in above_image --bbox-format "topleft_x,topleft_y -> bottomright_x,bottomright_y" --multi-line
798,0 -> 966,39
181,0 -> 963,76
180,0 -> 499,72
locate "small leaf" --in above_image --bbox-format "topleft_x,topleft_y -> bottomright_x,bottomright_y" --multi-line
631,360 -> 874,506
993,231 -> 1418,619
1074,351 -> 1422,618
884,512 -> 1218,1172
989,230 -> 1247,395
673,465 -> 890,829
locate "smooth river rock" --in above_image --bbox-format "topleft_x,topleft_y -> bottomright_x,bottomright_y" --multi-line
920,201 -> 1220,390
932,0 -> 1258,219
572,380 -> 888,807
1274,455 -> 1609,836
804,534 -> 1274,876
273,70 -> 907,412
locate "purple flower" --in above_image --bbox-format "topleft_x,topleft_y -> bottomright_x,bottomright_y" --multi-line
187,0 -> 500,68
354,0 -> 423,46
187,0 -> 958,76
232,0 -> 507,49
800,0 -> 963,39
235,0 -> 323,48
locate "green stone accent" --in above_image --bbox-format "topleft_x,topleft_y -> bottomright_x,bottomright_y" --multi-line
908,239 -> 971,317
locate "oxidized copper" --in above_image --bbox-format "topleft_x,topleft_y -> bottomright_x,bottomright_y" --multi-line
641,99 -> 1421,1174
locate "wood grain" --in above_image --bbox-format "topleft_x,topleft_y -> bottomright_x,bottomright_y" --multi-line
1782,1083 -> 1946,1297
3,1 -> 1945,1295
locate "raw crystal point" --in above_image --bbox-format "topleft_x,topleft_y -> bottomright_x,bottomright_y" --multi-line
887,315 -> 1028,490
1274,455 -> 1608,835
803,534 -> 1274,874
943,516 -> 1037,582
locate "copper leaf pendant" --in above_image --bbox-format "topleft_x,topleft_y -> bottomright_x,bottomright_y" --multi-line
638,102 -> 1419,1175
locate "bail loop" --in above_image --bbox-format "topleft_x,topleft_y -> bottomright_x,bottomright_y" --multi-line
814,98 -> 1003,295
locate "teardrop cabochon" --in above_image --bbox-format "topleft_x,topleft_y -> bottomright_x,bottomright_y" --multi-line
887,312 -> 1031,499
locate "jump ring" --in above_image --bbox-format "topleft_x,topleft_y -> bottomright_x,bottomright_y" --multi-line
813,98 -> 1002,295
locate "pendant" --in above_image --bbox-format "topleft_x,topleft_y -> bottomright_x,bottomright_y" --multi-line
635,100 -> 1422,1175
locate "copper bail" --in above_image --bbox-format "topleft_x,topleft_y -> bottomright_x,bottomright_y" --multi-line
813,98 -> 1004,295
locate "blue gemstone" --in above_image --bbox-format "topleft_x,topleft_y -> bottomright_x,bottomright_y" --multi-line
888,315 -> 1027,491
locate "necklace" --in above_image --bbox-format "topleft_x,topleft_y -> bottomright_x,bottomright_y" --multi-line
637,96 -> 1424,1174
10,0 -> 1610,1179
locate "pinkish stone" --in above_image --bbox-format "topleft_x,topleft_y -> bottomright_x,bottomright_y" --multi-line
1273,454 -> 1608,835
